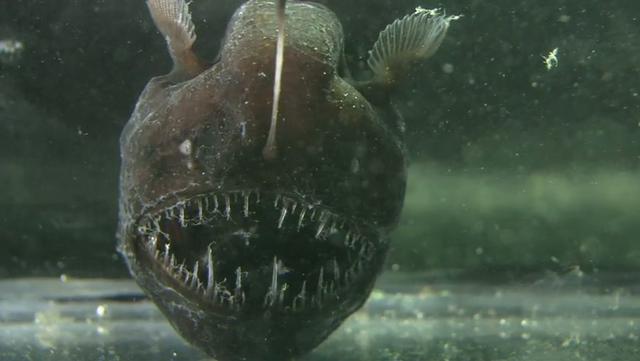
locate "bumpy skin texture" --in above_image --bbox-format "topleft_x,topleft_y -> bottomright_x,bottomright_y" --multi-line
118,1 -> 406,360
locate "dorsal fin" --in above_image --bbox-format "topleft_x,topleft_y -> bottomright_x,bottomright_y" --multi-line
367,8 -> 460,85
146,0 -> 204,77
262,0 -> 287,160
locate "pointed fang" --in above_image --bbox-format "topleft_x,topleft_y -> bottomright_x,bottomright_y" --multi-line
224,194 -> 231,220
278,206 -> 287,229
243,192 -> 250,217
207,247 -> 215,293
264,256 -> 279,307
163,243 -> 171,266
235,266 -> 243,296
298,208 -> 307,230
190,261 -> 199,289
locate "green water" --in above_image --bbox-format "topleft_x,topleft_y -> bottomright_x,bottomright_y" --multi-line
1,0 -> 639,360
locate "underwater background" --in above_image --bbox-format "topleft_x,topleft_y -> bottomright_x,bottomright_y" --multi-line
1,0 -> 639,360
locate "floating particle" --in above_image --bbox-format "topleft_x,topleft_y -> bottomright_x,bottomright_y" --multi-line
543,47 -> 559,70
0,39 -> 25,65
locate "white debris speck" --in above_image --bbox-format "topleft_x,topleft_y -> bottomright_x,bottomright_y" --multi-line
0,39 -> 24,65
240,121 -> 247,139
543,47 -> 559,70
442,63 -> 454,74
179,139 -> 192,155
350,158 -> 360,173
0,39 -> 24,55
558,14 -> 571,23
96,326 -> 109,335
96,304 -> 108,318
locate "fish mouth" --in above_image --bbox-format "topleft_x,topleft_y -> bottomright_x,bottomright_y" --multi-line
132,190 -> 382,315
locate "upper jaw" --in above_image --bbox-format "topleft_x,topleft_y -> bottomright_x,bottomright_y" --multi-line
127,188 -> 385,314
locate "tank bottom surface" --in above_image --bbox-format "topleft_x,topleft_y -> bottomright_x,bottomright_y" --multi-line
1,272 -> 639,361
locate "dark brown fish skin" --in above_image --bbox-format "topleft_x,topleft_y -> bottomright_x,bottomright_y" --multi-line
117,1 -> 406,360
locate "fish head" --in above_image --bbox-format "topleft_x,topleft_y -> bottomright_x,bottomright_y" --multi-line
117,1 -> 406,359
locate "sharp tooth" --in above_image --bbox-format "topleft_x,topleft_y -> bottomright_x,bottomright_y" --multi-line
184,268 -> 191,284
316,266 -> 324,306
291,202 -> 297,214
315,218 -> 327,239
279,283 -> 288,305
179,205 -> 186,227
190,261 -> 199,289
359,242 -> 367,257
213,194 -> 219,212
153,217 -> 162,234
243,192 -> 250,217
297,207 -> 307,230
226,288 -> 233,305
264,256 -> 279,307
347,232 -> 357,248
224,194 -> 231,220
277,205 -> 287,229
163,243 -> 170,266
234,266 -> 243,298
147,234 -> 158,253
154,249 -> 160,260
274,194 -> 281,208
271,256 -> 279,294
206,247 -> 215,294
178,261 -> 185,277
197,198 -> 204,224
212,283 -> 220,304
329,220 -> 337,234
315,223 -> 324,238
203,196 -> 210,212
333,258 -> 340,282
170,254 -> 176,268
300,280 -> 307,298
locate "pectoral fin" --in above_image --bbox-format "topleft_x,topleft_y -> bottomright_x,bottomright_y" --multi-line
367,8 -> 460,85
147,0 -> 205,77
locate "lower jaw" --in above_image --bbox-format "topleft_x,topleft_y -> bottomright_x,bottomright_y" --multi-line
140,250 -> 385,361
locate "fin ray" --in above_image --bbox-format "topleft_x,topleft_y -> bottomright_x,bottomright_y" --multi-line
147,0 -> 201,75
367,8 -> 460,83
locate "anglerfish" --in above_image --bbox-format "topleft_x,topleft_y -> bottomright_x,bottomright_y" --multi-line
117,0 -> 456,359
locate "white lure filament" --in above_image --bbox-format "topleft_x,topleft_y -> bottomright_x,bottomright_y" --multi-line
263,0 -> 287,160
